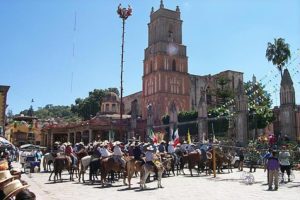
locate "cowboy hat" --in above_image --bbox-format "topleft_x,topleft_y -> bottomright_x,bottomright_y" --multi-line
206,152 -> 213,159
0,170 -> 14,184
176,143 -> 181,146
79,142 -> 84,146
113,141 -> 121,146
3,180 -> 29,200
146,146 -> 154,151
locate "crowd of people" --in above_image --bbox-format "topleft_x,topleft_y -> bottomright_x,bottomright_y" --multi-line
0,144 -> 36,199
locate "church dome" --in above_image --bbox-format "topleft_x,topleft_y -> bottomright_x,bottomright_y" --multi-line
103,92 -> 119,103
101,92 -> 120,114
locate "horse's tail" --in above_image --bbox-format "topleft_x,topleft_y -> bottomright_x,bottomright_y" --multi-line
42,155 -> 46,171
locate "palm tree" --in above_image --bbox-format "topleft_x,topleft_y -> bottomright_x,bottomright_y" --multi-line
265,38 -> 291,78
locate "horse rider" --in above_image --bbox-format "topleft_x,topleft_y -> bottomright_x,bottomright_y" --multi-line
133,141 -> 145,164
59,142 -> 66,153
65,142 -> 77,167
113,141 -> 126,169
187,143 -> 196,153
181,141 -> 188,154
145,146 -> 158,173
158,141 -> 166,153
76,142 -> 85,153
99,142 -> 111,158
168,141 -> 178,163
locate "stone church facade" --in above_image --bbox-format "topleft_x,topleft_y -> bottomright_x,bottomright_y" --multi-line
124,2 -> 244,123
123,2 -> 248,143
273,69 -> 300,141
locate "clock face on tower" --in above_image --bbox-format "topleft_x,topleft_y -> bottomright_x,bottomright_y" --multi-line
167,42 -> 178,56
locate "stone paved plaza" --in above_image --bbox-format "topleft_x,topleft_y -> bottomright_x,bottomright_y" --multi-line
14,162 -> 300,200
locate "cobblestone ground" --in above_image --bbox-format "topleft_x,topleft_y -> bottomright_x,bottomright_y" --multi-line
14,162 -> 300,200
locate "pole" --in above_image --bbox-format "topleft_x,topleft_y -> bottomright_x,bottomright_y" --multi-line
213,145 -> 216,178
117,4 -> 132,142
120,18 -> 125,123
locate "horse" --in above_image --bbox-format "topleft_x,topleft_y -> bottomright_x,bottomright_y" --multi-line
100,156 -> 126,187
43,152 -> 63,172
49,156 -> 72,182
139,161 -> 164,190
161,154 -> 174,176
43,153 -> 54,172
89,157 -> 101,183
184,151 -> 203,176
175,150 -> 186,175
78,155 -> 92,183
126,158 -> 144,188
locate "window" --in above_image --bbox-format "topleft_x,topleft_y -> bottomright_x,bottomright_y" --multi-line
112,104 -> 116,112
105,104 -> 109,112
172,60 -> 176,71
150,61 -> 153,73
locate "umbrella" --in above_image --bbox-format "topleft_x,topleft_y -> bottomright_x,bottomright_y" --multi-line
0,137 -> 12,146
0,136 -> 15,150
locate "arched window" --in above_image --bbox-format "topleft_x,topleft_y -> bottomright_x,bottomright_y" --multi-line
172,60 -> 176,71
150,61 -> 153,73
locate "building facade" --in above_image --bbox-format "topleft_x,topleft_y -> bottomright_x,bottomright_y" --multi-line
0,85 -> 9,136
141,3 -> 190,125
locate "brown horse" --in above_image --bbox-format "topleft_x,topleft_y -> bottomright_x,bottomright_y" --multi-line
49,156 -> 72,182
126,158 -> 144,188
184,151 -> 203,176
100,156 -> 126,187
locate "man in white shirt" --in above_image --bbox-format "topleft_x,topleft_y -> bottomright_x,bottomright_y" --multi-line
100,143 -> 111,158
279,145 -> 291,182
187,144 -> 196,153
113,141 -> 126,168
167,142 -> 175,154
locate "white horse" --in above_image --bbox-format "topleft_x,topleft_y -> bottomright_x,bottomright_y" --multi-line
140,162 -> 164,190
78,155 -> 92,183
43,153 -> 63,171
43,153 -> 54,171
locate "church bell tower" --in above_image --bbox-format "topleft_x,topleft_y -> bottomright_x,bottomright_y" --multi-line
142,1 -> 190,124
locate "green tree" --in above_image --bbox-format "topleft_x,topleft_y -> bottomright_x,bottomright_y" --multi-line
216,76 -> 234,105
244,81 -> 274,129
20,104 -> 80,122
266,38 -> 291,78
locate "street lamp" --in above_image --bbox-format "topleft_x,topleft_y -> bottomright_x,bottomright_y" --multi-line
117,4 -> 132,141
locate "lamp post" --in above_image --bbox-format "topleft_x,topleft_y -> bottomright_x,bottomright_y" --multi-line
117,4 -> 132,141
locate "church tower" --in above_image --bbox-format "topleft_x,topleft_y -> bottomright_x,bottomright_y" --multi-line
279,69 -> 296,140
142,1 -> 190,124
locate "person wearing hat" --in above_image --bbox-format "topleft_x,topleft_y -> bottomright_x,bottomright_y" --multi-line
158,141 -> 166,153
2,179 -> 29,200
113,141 -> 126,169
0,170 -> 15,190
145,146 -> 157,169
76,142 -> 85,153
279,145 -> 291,182
133,142 -> 144,164
15,189 -> 36,200
187,143 -> 196,153
65,142 -> 76,167
100,142 -> 111,158
265,151 -> 280,190
181,141 -> 188,153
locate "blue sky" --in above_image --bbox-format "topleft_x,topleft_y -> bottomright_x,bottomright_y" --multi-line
1,0 -> 299,114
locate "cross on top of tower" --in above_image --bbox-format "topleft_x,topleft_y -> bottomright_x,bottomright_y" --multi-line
160,0 -> 164,8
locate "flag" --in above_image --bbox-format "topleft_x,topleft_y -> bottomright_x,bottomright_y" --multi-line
153,134 -> 158,144
172,129 -> 179,147
148,128 -> 154,140
187,129 -> 191,144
